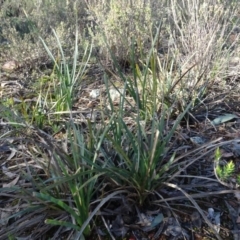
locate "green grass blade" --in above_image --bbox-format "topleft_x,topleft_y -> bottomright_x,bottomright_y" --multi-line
45,219 -> 81,231
33,192 -> 80,220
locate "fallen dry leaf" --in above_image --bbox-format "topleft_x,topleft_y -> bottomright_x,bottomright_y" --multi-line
3,175 -> 20,188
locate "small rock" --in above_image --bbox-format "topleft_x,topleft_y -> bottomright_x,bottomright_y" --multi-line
2,60 -> 19,72
89,89 -> 100,98
109,88 -> 124,101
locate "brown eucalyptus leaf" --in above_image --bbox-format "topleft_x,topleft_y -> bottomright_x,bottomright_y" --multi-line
7,148 -> 17,161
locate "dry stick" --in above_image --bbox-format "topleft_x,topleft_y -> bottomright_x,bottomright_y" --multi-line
154,189 -> 239,203
101,215 -> 116,240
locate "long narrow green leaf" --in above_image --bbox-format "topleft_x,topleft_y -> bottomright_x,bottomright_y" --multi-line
105,134 -> 132,167
45,219 -> 81,231
52,29 -> 66,68
164,101 -> 192,144
33,192 -> 80,221
39,36 -> 59,69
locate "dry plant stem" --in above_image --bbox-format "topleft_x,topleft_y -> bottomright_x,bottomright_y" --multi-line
101,215 -> 116,240
176,175 -> 223,185
163,182 -> 222,240
155,189 -> 239,203
149,129 -> 160,175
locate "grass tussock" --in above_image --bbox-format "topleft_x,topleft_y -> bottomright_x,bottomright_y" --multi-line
1,0 -> 240,239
